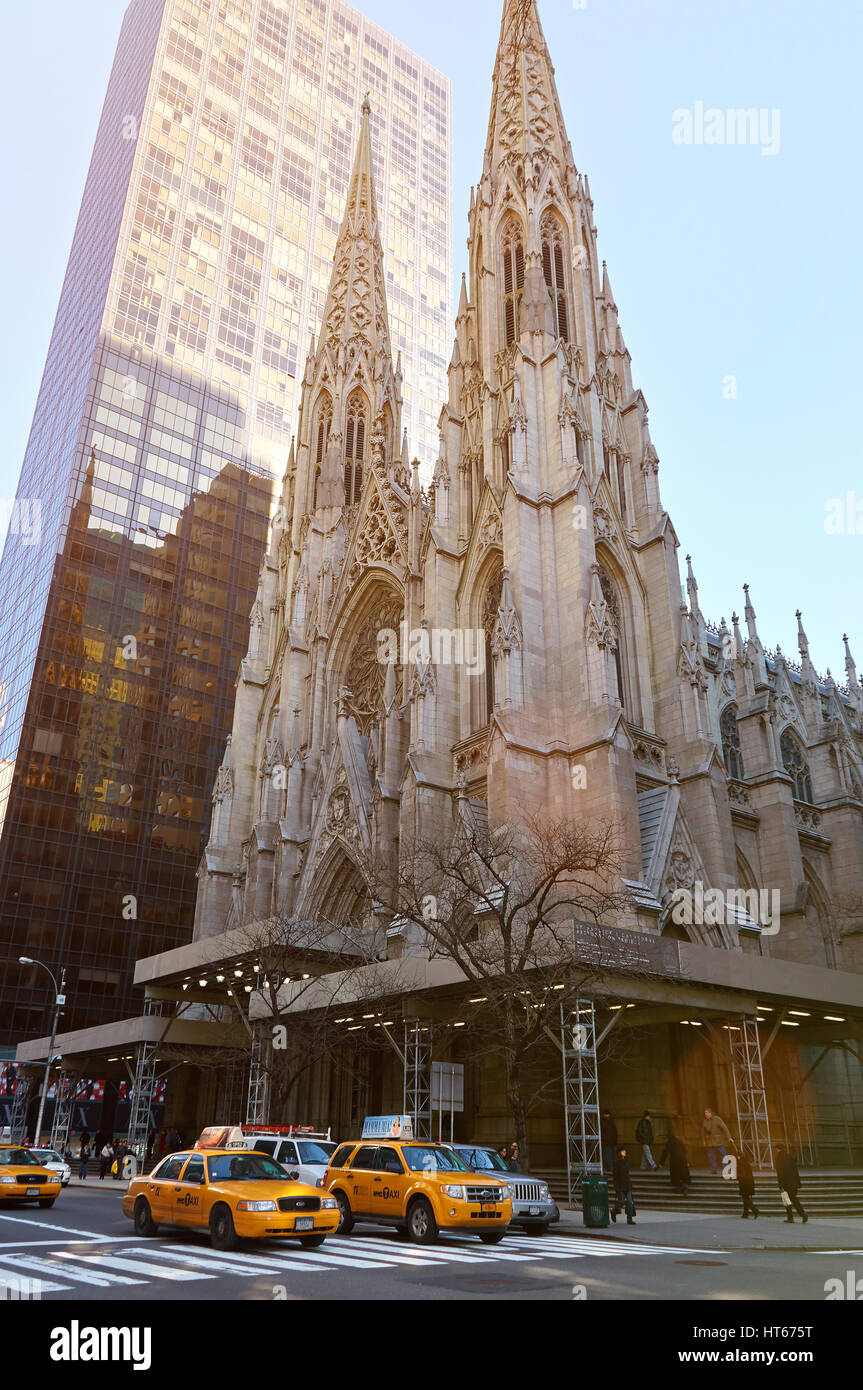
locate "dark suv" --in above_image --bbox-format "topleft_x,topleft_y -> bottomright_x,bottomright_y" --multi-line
444,1143 -> 559,1234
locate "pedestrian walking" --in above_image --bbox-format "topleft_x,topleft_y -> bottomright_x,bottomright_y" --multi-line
508,1142 -> 520,1173
775,1145 -> 808,1223
702,1107 -> 733,1174
660,1128 -> 691,1194
99,1141 -> 114,1181
600,1110 -> 618,1174
610,1146 -> 636,1225
113,1141 -> 126,1180
636,1110 -> 657,1170
736,1151 -> 759,1219
78,1138 -> 91,1180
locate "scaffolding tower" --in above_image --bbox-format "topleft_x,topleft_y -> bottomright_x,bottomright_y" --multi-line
403,1021 -> 432,1140
126,1042 -> 159,1160
561,997 -> 602,1206
246,1027 -> 270,1128
729,1017 -> 773,1168
8,1071 -> 32,1143
50,1071 -> 85,1156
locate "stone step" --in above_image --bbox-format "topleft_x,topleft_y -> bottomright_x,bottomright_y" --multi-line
540,1167 -> 863,1216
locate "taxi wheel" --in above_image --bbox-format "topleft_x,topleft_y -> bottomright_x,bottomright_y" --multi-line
299,1234 -> 326,1249
335,1191 -> 354,1235
406,1197 -> 438,1245
38,1198 -> 56,1209
210,1204 -> 238,1252
134,1197 -> 159,1237
479,1231 -> 505,1245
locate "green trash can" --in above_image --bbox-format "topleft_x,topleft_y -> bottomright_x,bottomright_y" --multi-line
581,1177 -> 610,1228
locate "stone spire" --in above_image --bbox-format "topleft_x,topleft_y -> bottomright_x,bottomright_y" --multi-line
485,0 -> 573,184
844,634 -> 862,714
318,95 -> 393,365
796,609 -> 818,691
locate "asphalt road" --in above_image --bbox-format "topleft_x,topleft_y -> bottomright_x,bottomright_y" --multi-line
0,1188 -> 859,1301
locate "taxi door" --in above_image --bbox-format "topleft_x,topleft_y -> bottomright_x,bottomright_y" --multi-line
346,1144 -> 377,1214
146,1153 -> 189,1223
173,1153 -> 206,1227
370,1145 -> 408,1219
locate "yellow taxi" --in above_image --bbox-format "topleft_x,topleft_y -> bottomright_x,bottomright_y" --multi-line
122,1137 -> 339,1251
324,1137 -> 513,1245
0,1144 -> 63,1207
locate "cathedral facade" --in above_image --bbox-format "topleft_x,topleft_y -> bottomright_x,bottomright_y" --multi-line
181,1 -> 863,1163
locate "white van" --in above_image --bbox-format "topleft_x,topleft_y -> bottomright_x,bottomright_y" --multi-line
243,1127 -> 336,1188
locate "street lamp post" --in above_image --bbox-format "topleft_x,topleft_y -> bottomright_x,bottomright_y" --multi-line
19,957 -> 66,1146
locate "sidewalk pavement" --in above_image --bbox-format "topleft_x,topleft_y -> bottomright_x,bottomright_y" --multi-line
554,1204 -> 863,1251
65,1178 -> 863,1250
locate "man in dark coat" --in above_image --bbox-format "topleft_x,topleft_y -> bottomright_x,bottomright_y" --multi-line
611,1146 -> 636,1224
600,1111 -> 618,1175
636,1110 -> 657,1169
660,1128 -> 691,1194
775,1145 -> 807,1223
736,1151 -> 759,1218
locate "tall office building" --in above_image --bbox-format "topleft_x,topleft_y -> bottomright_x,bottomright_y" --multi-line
0,0 -> 452,1047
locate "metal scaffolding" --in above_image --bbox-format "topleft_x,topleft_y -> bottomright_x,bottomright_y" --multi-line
561,997 -> 602,1206
221,1057 -> 248,1125
8,1071 -> 33,1143
246,1027 -> 271,1127
126,1042 -> 159,1159
403,1021 -> 432,1140
728,1018 -> 773,1168
50,1072 -> 84,1156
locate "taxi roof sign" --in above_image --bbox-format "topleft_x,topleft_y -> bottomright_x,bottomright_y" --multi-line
361,1115 -> 414,1141
195,1126 -> 248,1151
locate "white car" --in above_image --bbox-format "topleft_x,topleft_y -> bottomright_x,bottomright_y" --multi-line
30,1147 -> 72,1186
244,1133 -> 337,1188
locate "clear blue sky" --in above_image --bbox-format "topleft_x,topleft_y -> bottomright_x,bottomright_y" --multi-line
1,0 -> 861,668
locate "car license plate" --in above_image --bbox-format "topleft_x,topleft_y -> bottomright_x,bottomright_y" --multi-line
481,1202 -> 495,1212
294,1216 -> 314,1231
529,1206 -> 542,1216
26,1187 -> 40,1196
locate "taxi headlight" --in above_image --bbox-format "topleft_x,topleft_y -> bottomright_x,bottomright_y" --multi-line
236,1199 -> 278,1212
442,1184 -> 466,1200
321,1198 -> 338,1209
0,1175 -> 17,1185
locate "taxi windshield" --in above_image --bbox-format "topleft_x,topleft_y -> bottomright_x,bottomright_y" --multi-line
206,1153 -> 288,1182
402,1146 -> 469,1173
456,1146 -> 509,1171
0,1148 -> 40,1166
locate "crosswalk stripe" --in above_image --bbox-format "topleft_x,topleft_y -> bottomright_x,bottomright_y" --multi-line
333,1236 -> 507,1264
113,1246 -> 323,1277
70,1252 -> 216,1281
16,1253 -> 143,1287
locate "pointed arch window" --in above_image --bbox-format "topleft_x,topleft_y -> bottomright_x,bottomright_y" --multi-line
721,704 -> 745,781
501,221 -> 525,347
597,562 -> 626,709
481,565 -> 504,724
344,392 -> 367,506
313,395 -> 332,508
540,212 -> 570,343
781,728 -> 814,804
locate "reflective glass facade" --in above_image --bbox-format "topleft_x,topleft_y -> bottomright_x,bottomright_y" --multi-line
0,0 -> 451,1045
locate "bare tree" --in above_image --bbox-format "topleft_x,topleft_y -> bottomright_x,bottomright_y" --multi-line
365,809 -> 633,1168
159,911 -> 404,1126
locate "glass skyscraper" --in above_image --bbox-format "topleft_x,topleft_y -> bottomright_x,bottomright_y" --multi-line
0,0 -> 452,1046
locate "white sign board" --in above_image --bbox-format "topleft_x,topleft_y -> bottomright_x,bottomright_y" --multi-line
430,1062 -> 464,1112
